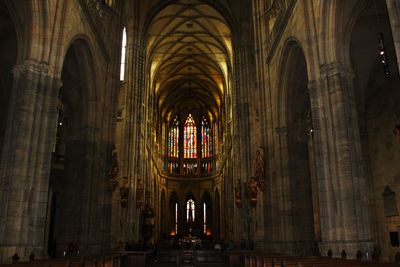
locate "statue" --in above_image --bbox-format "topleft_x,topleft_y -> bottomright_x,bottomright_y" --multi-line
136,179 -> 144,208
255,148 -> 267,191
247,177 -> 258,205
255,149 -> 264,178
234,180 -> 242,207
119,176 -> 129,208
108,149 -> 119,191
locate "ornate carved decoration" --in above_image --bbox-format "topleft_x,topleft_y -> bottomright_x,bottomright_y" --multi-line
78,0 -> 115,61
234,179 -> 242,207
263,0 -> 296,63
108,150 -> 119,191
119,176 -> 129,208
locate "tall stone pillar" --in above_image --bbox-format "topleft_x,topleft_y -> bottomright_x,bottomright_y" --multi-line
232,44 -> 255,245
117,16 -> 146,243
0,60 -> 60,262
386,0 -> 400,74
316,62 -> 373,257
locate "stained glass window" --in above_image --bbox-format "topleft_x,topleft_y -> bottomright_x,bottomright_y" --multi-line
186,199 -> 195,222
201,117 -> 212,158
184,114 -> 197,158
168,117 -> 179,158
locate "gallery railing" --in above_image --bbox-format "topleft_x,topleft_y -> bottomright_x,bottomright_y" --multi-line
152,153 -> 224,179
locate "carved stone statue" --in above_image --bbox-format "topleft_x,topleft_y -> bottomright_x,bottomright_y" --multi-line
136,179 -> 144,208
255,148 -> 267,191
234,179 -> 242,207
247,177 -> 258,205
255,149 -> 264,179
108,150 -> 119,191
119,176 -> 129,208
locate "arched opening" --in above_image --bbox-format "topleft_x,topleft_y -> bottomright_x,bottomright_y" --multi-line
48,38 -> 97,257
185,193 -> 196,234
0,2 -> 18,165
349,0 -> 400,259
279,40 -> 316,255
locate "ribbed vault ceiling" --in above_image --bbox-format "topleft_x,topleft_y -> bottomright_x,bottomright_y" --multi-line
147,0 -> 232,121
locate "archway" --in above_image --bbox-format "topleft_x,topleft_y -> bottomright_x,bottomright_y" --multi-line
184,193 -> 196,235
0,2 -> 18,165
348,0 -> 400,259
48,38 -> 97,256
279,40 -> 316,255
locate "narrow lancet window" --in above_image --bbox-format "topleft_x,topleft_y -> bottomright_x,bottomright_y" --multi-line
201,116 -> 212,157
186,198 -> 195,222
120,27 -> 127,81
184,114 -> 197,158
168,117 -> 179,157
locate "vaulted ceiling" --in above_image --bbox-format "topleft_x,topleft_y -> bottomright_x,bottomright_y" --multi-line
146,0 -> 232,122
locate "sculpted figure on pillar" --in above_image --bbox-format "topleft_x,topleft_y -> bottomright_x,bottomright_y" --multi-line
255,148 -> 266,191
119,176 -> 129,208
136,178 -> 144,208
108,149 -> 119,191
234,179 -> 242,207
247,177 -> 258,205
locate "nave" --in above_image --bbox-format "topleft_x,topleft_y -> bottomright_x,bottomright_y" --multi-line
1,0 -> 400,266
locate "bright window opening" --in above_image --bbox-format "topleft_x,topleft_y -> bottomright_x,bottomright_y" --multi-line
120,27 -> 127,81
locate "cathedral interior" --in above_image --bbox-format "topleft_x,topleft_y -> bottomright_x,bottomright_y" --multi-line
1,0 -> 400,265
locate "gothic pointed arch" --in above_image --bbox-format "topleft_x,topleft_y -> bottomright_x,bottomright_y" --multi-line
276,38 -> 317,254
48,36 -> 100,255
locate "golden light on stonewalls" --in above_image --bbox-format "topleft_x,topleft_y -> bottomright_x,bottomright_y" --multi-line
146,0 -> 232,121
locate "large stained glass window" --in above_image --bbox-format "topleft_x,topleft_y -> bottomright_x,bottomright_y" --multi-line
201,117 -> 212,158
168,117 -> 179,157
184,114 -> 197,158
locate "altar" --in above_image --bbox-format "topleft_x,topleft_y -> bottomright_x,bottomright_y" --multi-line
178,233 -> 201,249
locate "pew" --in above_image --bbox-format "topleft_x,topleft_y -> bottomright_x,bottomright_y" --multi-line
0,251 -> 150,267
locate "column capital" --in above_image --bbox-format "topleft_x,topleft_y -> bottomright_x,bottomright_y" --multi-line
12,59 -> 49,79
320,62 -> 354,80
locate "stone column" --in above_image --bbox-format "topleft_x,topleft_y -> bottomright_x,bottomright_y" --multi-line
386,0 -> 400,74
232,44 -> 255,245
316,62 -> 373,257
117,15 -> 146,243
0,60 -> 60,262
